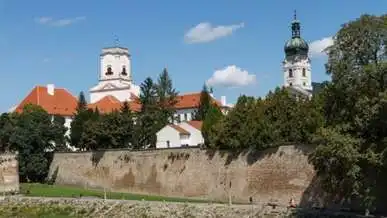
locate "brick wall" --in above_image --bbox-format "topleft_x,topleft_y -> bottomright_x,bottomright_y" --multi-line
48,145 -> 318,206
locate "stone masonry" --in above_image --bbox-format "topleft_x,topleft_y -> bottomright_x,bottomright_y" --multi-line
48,145 -> 317,206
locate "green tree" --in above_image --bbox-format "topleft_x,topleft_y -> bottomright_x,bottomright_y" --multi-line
9,104 -> 61,182
134,77 -> 159,148
120,101 -> 135,148
193,84 -> 212,121
202,103 -> 223,146
52,115 -> 68,151
310,14 -> 387,214
155,68 -> 178,125
0,113 -> 17,152
70,91 -> 98,149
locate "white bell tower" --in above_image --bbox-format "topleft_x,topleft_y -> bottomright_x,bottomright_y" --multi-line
89,40 -> 140,104
283,11 -> 312,92
100,47 -> 132,82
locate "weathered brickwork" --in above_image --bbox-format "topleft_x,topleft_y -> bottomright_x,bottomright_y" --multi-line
0,153 -> 19,193
48,145 -> 316,206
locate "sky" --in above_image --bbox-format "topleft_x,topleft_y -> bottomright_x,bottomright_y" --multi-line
0,0 -> 386,112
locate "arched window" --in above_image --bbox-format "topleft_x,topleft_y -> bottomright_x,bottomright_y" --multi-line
289,69 -> 293,78
167,140 -> 170,148
289,82 -> 293,86
302,68 -> 306,77
105,65 -> 113,75
121,66 -> 127,76
303,82 -> 306,86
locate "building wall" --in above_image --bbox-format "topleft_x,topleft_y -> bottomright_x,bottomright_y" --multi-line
156,126 -> 181,148
174,108 -> 196,123
283,57 -> 312,91
0,153 -> 19,193
179,123 -> 204,146
48,145 -> 318,205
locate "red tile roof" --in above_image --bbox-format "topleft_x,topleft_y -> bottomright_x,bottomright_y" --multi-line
88,95 -> 141,113
187,120 -> 203,130
169,124 -> 190,135
15,85 -> 78,116
174,92 -> 221,109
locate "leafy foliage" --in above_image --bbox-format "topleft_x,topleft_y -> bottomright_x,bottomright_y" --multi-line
207,88 -> 324,150
193,84 -> 213,121
5,104 -> 66,182
309,14 -> 387,213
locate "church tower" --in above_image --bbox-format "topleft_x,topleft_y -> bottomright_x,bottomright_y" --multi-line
283,11 -> 312,91
89,43 -> 140,104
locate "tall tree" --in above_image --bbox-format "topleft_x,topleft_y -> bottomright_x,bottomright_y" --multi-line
120,101 -> 135,148
134,77 -> 159,148
310,14 -> 387,214
155,68 -> 178,125
194,84 -> 212,121
70,91 -> 96,149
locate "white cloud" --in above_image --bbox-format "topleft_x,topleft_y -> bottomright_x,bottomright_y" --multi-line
35,16 -> 86,27
309,36 -> 333,58
42,58 -> 50,63
184,22 -> 244,44
207,65 -> 256,88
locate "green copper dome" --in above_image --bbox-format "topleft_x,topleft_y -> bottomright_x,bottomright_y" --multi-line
284,14 -> 309,57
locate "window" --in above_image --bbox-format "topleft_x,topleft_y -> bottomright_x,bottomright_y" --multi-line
303,82 -> 306,86
105,65 -> 113,75
121,66 -> 127,76
302,68 -> 306,77
184,113 -> 188,121
289,69 -> 293,78
289,82 -> 293,86
167,140 -> 170,148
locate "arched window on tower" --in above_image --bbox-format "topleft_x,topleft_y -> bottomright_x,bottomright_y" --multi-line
302,68 -> 306,77
289,69 -> 293,78
121,66 -> 127,76
105,65 -> 113,76
289,82 -> 293,86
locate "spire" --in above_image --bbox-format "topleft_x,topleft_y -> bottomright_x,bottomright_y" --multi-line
114,34 -> 120,47
294,10 -> 297,20
291,10 -> 301,38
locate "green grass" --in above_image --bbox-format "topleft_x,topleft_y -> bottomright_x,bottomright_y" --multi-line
20,183 -> 212,203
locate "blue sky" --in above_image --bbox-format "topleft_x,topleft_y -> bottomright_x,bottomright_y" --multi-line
0,0 -> 386,112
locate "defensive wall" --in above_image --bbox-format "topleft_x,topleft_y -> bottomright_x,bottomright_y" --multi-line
0,152 -> 19,194
48,145 -> 328,207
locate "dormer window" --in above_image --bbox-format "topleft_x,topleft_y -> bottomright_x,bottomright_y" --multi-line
121,66 -> 127,76
105,65 -> 113,75
289,69 -> 293,78
302,68 -> 306,77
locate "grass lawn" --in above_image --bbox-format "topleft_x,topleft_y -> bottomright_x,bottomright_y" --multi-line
20,183 -> 212,203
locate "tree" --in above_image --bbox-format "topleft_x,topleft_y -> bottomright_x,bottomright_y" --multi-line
0,113 -> 17,152
134,77 -> 159,148
155,68 -> 178,125
120,101 -> 135,148
193,84 -> 212,121
52,115 -> 68,151
310,14 -> 387,214
202,103 -> 223,146
9,104 -> 61,182
70,91 -> 97,149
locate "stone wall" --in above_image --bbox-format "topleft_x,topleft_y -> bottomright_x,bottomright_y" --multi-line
48,145 -> 319,206
0,152 -> 19,193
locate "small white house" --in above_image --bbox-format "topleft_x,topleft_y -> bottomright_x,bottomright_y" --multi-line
156,121 -> 203,149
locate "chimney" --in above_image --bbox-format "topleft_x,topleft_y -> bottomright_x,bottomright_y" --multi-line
47,84 -> 55,95
221,96 -> 226,106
